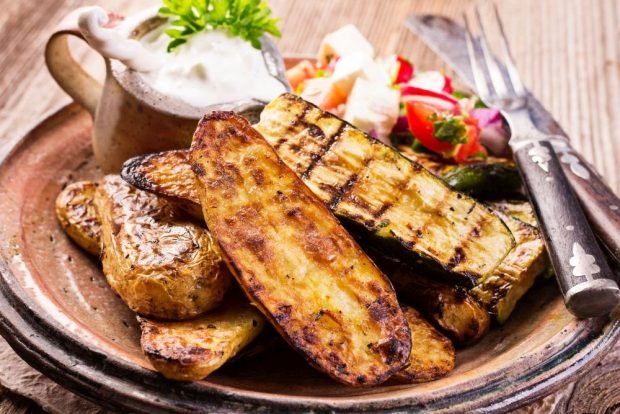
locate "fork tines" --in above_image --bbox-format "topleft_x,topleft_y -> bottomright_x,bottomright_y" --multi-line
463,3 -> 527,109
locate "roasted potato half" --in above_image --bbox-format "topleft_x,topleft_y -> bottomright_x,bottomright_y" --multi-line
139,294 -> 265,381
96,175 -> 231,320
55,181 -> 101,255
394,306 -> 455,383
56,178 -> 266,379
190,112 -> 411,387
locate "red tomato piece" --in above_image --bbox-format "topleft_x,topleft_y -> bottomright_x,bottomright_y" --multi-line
405,101 -> 455,153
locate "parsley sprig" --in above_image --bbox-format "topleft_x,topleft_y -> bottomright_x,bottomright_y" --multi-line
158,0 -> 281,52
429,113 -> 469,145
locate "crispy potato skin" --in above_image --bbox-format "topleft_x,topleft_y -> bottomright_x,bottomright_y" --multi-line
122,151 -> 203,220
394,306 -> 455,383
190,112 -> 411,387
378,258 -> 491,345
139,294 -> 265,381
96,175 -> 231,320
55,181 -> 101,255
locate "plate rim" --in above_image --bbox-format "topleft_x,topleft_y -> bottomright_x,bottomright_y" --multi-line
0,103 -> 618,413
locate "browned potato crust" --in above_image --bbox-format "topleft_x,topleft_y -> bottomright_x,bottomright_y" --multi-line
139,294 -> 265,381
394,306 -> 455,383
378,258 -> 491,345
96,175 -> 231,320
55,181 -> 101,255
189,112 -> 411,387
122,150 -> 203,220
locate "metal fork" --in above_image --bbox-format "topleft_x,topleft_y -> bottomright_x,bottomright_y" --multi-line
464,3 -> 619,318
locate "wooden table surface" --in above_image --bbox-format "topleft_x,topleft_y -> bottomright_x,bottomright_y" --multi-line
0,0 -> 619,412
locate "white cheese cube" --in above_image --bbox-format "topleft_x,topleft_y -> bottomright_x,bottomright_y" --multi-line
318,24 -> 374,66
344,78 -> 400,144
332,52 -> 391,97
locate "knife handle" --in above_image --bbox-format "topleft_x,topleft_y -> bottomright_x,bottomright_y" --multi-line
548,138 -> 620,264
512,139 -> 620,318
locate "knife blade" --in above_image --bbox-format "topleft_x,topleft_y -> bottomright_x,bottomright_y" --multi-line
406,14 -> 620,265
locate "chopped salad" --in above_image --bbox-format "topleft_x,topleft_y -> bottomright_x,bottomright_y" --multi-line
285,24 -> 509,163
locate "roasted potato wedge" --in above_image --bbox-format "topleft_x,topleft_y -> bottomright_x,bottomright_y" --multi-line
394,306 -> 455,383
190,112 -> 411,386
139,294 -> 265,381
376,257 -> 490,345
122,150 -> 203,220
55,181 -> 101,255
122,150 -> 198,204
96,175 -> 231,320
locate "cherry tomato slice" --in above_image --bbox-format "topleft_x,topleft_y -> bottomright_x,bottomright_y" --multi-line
454,118 -> 486,163
405,101 -> 456,153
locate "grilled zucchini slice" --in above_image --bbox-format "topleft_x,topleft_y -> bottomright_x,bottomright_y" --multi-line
55,181 -> 101,255
398,147 -> 523,200
487,200 -> 537,226
470,211 -> 547,323
256,94 -> 515,286
190,112 -> 411,386
393,306 -> 455,383
376,257 -> 490,344
96,175 -> 231,320
139,294 -> 265,381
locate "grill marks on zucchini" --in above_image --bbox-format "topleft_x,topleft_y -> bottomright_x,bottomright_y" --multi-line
190,112 -> 411,386
256,94 -> 515,285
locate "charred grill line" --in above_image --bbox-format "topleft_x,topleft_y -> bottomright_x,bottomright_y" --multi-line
327,158 -> 372,210
274,102 -> 313,151
302,121 -> 347,179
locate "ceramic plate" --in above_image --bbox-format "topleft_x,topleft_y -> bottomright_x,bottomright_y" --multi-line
0,103 -> 618,413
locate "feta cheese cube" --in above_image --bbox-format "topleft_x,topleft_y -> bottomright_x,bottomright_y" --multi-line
318,24 -> 374,66
344,78 -> 400,144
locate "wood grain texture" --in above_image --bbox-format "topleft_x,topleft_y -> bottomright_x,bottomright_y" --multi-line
0,0 -> 618,412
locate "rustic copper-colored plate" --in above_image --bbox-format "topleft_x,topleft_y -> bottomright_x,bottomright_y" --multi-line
0,103 -> 618,413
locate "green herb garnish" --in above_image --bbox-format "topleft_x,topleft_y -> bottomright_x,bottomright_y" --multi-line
158,0 -> 281,52
428,113 -> 469,145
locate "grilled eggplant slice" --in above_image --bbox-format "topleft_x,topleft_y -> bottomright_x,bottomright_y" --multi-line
139,294 -> 265,381
393,306 -> 455,383
96,175 -> 231,320
471,212 -> 547,323
377,257 -> 490,344
256,94 -> 514,286
55,181 -> 101,255
190,112 -> 411,386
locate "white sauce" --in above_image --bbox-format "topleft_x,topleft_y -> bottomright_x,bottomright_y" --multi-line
139,26 -> 286,108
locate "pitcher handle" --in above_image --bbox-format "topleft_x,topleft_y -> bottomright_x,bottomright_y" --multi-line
44,8 -> 121,116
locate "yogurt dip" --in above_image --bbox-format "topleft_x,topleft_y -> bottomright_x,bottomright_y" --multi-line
139,25 -> 287,108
